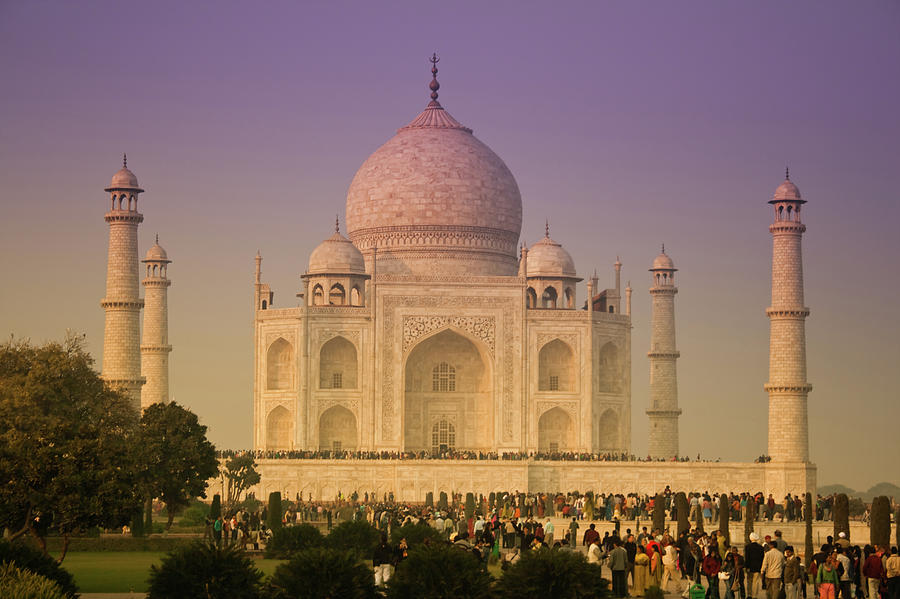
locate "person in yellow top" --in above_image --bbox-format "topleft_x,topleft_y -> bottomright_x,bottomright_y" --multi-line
634,549 -> 651,596
885,547 -> 900,599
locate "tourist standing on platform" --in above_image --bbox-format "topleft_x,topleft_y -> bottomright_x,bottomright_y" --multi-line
761,541 -> 786,599
817,557 -> 841,599
609,538 -> 629,598
784,546 -> 802,599
746,533 -> 765,599
835,547 -> 852,599
884,547 -> 899,599
569,517 -> 580,546
702,545 -> 723,599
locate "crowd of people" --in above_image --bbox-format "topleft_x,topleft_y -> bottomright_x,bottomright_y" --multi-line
217,448 -> 717,463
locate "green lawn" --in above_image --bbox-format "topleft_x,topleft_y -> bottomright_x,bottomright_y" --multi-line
62,552 -> 285,593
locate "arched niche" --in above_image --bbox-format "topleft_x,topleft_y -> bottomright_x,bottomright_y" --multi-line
319,336 -> 357,389
350,286 -> 362,306
598,342 -> 621,393
319,405 -> 357,451
538,407 -> 574,451
538,338 -> 575,391
329,283 -> 345,306
598,408 -> 620,451
403,328 -> 492,452
266,405 -> 292,449
542,286 -> 558,309
526,287 -> 537,309
266,338 -> 293,391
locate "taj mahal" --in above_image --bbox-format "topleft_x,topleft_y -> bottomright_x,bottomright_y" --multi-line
98,58 -> 817,500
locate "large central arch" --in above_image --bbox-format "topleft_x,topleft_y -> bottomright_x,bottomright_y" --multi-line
402,328 -> 493,452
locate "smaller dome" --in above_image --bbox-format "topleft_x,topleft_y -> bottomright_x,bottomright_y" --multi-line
772,179 -> 802,202
108,167 -> 140,189
526,236 -> 576,278
308,232 -> 365,275
144,242 -> 168,262
651,252 -> 675,270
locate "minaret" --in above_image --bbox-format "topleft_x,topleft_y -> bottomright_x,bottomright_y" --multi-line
647,246 -> 682,459
140,236 -> 172,409
101,155 -> 145,407
765,169 -> 811,462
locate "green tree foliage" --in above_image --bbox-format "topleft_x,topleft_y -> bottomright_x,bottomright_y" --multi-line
465,493 -> 476,520
744,499 -> 756,545
718,493 -> 730,544
223,453 -> 261,506
209,494 -> 222,520
0,561 -> 67,599
326,520 -> 381,561
438,491 -> 448,510
387,543 -> 492,599
267,492 -> 283,531
675,493 -> 690,537
0,336 -> 143,561
147,541 -> 263,599
870,496 -> 891,547
390,522 -> 444,548
0,540 -> 78,598
497,547 -> 608,599
264,524 -> 324,559
267,547 -> 377,599
425,492 -> 434,508
833,493 -> 850,540
140,402 -> 219,530
652,493 -> 665,533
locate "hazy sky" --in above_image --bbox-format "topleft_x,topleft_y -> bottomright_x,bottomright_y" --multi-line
2,1 -> 898,490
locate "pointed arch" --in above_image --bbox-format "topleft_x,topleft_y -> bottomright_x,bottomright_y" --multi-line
312,284 -> 324,306
350,286 -> 362,306
526,287 -> 537,309
329,283 -> 345,306
538,338 -> 575,391
319,336 -> 357,389
538,407 -> 574,451
541,286 -> 558,309
266,406 -> 292,449
266,338 -> 293,390
319,405 -> 357,451
598,408 -> 620,450
598,342 -> 621,393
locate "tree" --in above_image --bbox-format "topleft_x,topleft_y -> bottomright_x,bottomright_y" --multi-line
0,539 -> 79,598
870,496 -> 891,547
833,494 -> 850,540
718,493 -> 730,545
675,493 -> 690,537
209,494 -> 222,520
652,493 -> 666,534
0,336 -> 143,561
387,543 -> 493,599
267,547 -> 377,599
147,542 -> 263,599
744,499 -> 756,545
223,453 -> 261,506
497,547 -> 608,599
391,522 -> 444,549
267,492 -> 283,531
326,520 -> 381,561
265,524 -> 324,559
465,492 -> 476,520
140,402 -> 220,530
804,492 -> 813,567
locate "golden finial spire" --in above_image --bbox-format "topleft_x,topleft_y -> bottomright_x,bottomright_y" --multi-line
428,53 -> 440,105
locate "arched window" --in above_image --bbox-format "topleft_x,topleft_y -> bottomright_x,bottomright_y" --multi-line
266,338 -> 293,390
266,406 -> 292,449
312,284 -> 324,306
538,339 -> 575,391
432,362 -> 456,392
542,286 -> 558,309
526,287 -> 537,309
319,336 -> 358,389
431,420 -> 456,453
329,283 -> 345,306
350,286 -> 361,306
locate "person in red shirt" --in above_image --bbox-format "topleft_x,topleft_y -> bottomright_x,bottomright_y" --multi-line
862,545 -> 886,599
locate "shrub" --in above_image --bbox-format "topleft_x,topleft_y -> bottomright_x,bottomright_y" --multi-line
390,522 -> 443,549
267,547 -> 377,599
497,547 -> 607,599
652,493 -> 665,534
465,493 -> 476,520
718,493 -> 730,544
326,520 -> 381,561
267,492 -> 283,531
870,496 -> 891,547
833,494 -> 850,540
645,585 -> 665,599
425,492 -> 434,508
265,524 -> 324,559
387,543 -> 492,599
0,561 -> 67,599
438,491 -> 448,510
180,499 -> 210,527
805,492 -> 813,565
675,492 -> 690,537
0,540 -> 78,598
744,499 -> 756,545
209,494 -> 222,519
147,541 -> 263,599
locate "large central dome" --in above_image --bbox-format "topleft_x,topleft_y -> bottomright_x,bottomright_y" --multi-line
346,65 -> 522,276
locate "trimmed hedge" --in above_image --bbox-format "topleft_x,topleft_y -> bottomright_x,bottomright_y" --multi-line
22,535 -> 198,553
870,496 -> 891,547
833,493 -> 850,540
675,492 -> 690,537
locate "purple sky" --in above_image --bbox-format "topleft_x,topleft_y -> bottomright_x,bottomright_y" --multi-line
2,1 -> 898,490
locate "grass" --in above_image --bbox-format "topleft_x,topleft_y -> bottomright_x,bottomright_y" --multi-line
61,551 -> 285,593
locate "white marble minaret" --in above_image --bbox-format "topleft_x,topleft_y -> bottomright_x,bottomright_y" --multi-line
647,247 -> 681,459
101,155 -> 145,407
140,236 -> 172,409
765,169 -> 811,462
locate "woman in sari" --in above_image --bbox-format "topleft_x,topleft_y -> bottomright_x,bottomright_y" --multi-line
649,543 -> 663,589
634,545 -> 651,596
